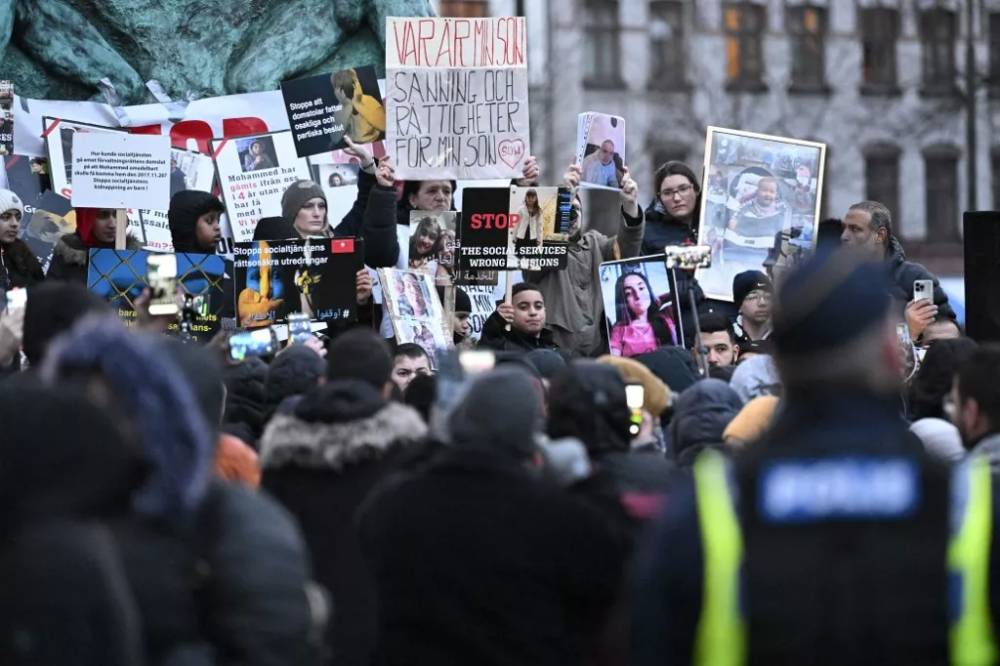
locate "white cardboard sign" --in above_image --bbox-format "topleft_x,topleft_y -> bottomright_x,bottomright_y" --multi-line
71,132 -> 171,209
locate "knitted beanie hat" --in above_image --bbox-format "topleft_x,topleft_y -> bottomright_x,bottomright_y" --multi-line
280,180 -> 327,228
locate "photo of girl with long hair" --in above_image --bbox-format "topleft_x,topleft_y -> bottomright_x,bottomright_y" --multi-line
408,211 -> 457,286
599,257 -> 683,358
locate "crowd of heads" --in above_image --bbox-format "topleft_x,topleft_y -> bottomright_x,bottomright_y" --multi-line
0,125 -> 989,662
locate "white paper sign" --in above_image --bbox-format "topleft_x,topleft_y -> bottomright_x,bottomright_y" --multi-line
386,16 -> 530,180
211,131 -> 311,243
71,132 -> 170,209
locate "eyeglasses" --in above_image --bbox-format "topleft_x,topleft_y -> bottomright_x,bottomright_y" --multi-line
659,184 -> 693,199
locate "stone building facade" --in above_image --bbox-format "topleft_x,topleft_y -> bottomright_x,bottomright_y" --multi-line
438,0 -> 1000,274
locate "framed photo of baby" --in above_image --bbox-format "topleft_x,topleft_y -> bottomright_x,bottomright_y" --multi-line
599,255 -> 685,358
696,127 -> 826,301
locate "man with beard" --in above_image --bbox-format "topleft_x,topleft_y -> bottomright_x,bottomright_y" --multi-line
952,345 -> 1000,471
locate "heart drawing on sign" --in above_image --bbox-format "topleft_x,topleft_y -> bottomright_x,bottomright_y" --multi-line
498,138 -> 525,169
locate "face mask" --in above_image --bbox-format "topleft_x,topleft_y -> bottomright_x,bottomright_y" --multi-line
797,175 -> 809,187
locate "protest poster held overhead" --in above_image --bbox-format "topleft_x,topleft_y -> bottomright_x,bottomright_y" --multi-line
599,255 -> 685,357
212,130 -> 311,243
86,247 -> 227,341
408,210 -> 457,287
281,65 -> 386,158
70,132 -> 171,210
379,267 -> 450,357
697,126 -> 826,301
233,237 -> 365,329
386,16 -> 530,180
577,113 -> 626,190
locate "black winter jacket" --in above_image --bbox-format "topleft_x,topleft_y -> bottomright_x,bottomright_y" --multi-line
47,232 -> 142,284
885,236 -> 954,320
334,170 -> 399,267
0,238 -> 43,290
479,311 -> 562,354
261,380 -> 427,666
359,447 -> 627,666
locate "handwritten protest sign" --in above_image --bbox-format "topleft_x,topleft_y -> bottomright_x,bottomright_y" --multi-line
281,65 -> 386,158
71,132 -> 171,209
386,16 -> 530,180
212,131 -> 311,243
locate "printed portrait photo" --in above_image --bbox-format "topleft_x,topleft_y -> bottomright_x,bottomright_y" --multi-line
578,112 -> 626,190
697,127 -> 825,301
331,65 -> 386,147
408,211 -> 457,287
599,255 -> 684,357
238,135 -> 279,173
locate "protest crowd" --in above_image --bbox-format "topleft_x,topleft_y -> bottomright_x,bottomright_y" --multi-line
1,12 -> 999,666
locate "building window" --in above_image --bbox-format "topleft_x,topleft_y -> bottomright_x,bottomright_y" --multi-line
649,1 -> 686,89
864,144 -> 900,228
859,8 -> 900,93
924,148 -> 960,242
650,143 -> 690,192
787,6 -> 827,92
583,0 -> 623,88
919,9 -> 957,95
989,13 -> 1000,96
437,0 -> 489,17
723,2 -> 766,90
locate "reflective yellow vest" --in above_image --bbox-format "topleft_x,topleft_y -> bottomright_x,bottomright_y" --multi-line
691,452 -> 998,666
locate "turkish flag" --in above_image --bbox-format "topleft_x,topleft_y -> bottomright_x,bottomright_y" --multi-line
331,238 -> 355,254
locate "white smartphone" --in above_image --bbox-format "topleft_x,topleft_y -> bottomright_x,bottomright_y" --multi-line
913,279 -> 934,303
147,254 -> 179,317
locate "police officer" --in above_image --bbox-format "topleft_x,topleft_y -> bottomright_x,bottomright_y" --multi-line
633,250 -> 997,666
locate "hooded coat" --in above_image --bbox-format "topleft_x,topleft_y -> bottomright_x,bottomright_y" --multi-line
359,367 -> 626,666
669,378 -> 743,466
168,190 -> 225,254
0,380 -> 147,666
42,321 -> 321,666
261,380 -> 427,666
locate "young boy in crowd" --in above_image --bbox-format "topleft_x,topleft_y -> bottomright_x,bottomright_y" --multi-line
731,270 -> 773,351
480,282 -> 561,354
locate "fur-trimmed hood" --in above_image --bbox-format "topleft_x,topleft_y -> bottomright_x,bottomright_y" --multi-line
53,231 -> 141,267
260,380 -> 427,471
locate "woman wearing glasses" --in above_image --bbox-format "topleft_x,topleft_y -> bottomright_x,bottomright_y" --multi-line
640,161 -> 701,256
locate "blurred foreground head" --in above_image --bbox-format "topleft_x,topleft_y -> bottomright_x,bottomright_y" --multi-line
41,317 -> 215,523
448,365 -> 543,462
547,361 -> 631,454
771,249 -> 899,395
